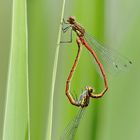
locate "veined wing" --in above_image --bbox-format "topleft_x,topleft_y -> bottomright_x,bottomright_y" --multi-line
60,108 -> 86,140
84,33 -> 132,74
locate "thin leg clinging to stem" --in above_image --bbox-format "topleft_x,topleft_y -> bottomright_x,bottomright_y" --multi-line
60,29 -> 73,43
62,26 -> 71,33
80,37 -> 108,98
65,38 -> 82,106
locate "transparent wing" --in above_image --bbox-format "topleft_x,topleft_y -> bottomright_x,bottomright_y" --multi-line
60,22 -> 73,44
60,108 -> 86,140
84,33 -> 132,74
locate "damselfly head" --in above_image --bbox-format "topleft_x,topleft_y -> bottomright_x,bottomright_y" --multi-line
67,16 -> 76,24
85,86 -> 94,94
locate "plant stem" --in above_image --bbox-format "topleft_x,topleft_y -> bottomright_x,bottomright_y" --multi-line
25,0 -> 30,140
46,0 -> 66,140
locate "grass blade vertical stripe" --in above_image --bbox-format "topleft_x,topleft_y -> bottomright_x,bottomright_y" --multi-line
45,0 -> 66,140
25,0 -> 30,139
2,0 -> 30,140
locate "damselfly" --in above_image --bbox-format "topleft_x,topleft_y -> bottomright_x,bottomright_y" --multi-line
60,86 -> 94,140
61,16 -> 132,107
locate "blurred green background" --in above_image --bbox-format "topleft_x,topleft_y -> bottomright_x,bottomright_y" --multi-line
0,0 -> 140,140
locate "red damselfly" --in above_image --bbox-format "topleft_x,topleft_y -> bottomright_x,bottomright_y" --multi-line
61,16 -> 132,107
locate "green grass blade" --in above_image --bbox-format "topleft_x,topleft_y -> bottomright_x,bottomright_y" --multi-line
45,0 -> 66,140
2,0 -> 30,140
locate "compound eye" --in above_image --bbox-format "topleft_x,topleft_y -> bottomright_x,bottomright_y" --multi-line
88,88 -> 93,93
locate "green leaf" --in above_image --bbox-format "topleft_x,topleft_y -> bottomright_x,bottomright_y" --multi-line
45,0 -> 66,140
2,0 -> 30,140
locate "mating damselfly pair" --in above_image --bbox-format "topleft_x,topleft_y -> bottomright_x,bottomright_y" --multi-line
60,16 -> 132,140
